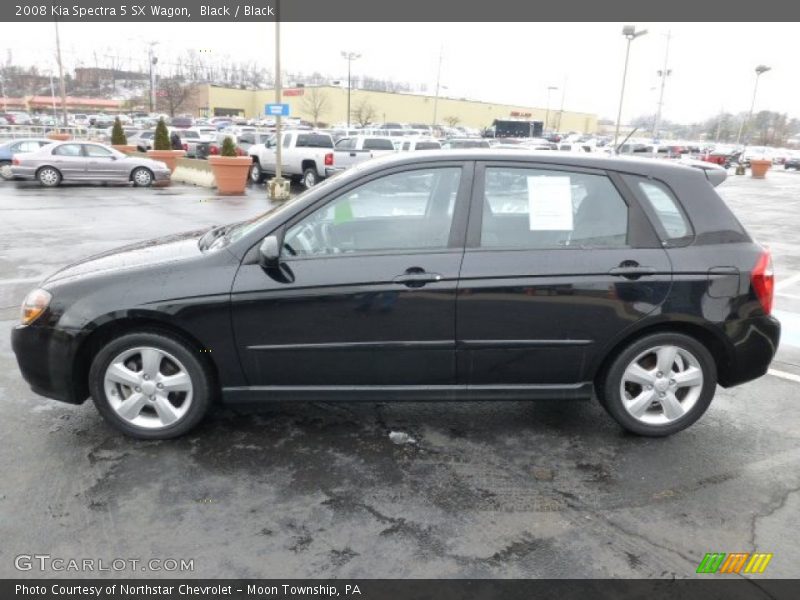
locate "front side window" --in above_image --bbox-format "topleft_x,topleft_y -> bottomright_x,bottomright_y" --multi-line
283,167 -> 462,257
480,167 -> 628,249
85,145 -> 113,158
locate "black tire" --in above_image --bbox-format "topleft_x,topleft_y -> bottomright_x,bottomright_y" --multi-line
0,160 -> 12,181
37,166 -> 62,187
250,161 -> 265,184
599,332 -> 717,437
131,167 -> 154,187
302,167 -> 319,189
88,331 -> 213,440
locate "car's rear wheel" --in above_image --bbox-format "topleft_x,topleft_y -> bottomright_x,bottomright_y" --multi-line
250,161 -> 265,183
599,332 -> 716,436
88,332 -> 213,439
37,166 -> 61,187
0,160 -> 12,180
302,168 -> 318,189
131,167 -> 154,187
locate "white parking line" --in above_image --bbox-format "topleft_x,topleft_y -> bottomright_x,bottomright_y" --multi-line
768,369 -> 800,384
777,292 -> 800,300
776,273 -> 800,291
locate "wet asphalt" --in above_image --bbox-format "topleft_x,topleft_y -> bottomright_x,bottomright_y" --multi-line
0,172 -> 799,579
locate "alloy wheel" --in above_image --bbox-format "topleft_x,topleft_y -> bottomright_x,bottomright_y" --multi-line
133,168 -> 152,186
103,346 -> 193,430
619,344 -> 704,425
38,168 -> 60,186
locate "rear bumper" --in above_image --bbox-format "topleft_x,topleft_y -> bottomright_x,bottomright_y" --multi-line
11,323 -> 84,404
719,315 -> 781,387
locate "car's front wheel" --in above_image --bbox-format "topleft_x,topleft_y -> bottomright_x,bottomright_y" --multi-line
88,332 -> 213,439
599,332 -> 716,436
37,166 -> 62,187
131,167 -> 154,187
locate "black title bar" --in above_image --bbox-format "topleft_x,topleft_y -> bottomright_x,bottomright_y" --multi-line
2,0 -> 799,21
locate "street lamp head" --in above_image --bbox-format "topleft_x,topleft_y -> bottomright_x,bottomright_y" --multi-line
622,25 -> 648,40
755,65 -> 771,75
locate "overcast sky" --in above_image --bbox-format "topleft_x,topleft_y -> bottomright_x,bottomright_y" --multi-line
3,22 -> 797,123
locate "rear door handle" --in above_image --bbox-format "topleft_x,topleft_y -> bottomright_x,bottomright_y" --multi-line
393,271 -> 443,287
609,265 -> 657,278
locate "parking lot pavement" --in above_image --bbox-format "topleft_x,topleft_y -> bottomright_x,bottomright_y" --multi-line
1,175 -> 799,579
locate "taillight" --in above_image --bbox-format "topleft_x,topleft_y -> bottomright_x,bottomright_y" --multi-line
751,249 -> 774,315
182,143 -> 188,151
12,157 -> 20,166
324,152 -> 334,166
209,145 -> 219,155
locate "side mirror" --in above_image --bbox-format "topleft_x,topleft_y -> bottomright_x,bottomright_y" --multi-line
258,235 -> 280,268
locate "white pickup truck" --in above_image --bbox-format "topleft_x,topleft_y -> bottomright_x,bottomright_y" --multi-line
248,130 -> 335,188
331,136 -> 396,172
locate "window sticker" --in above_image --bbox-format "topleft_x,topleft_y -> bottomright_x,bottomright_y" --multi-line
527,176 -> 573,231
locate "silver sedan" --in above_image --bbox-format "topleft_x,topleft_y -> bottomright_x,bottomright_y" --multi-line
10,141 -> 171,187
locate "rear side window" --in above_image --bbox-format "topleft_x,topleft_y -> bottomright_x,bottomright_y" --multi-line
363,138 -> 394,151
296,134 -> 333,148
415,142 -> 441,150
481,167 -> 628,249
634,178 -> 691,243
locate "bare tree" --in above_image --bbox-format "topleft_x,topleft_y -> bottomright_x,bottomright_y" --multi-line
302,87 -> 330,127
444,115 -> 461,127
157,77 -> 192,117
351,98 -> 377,128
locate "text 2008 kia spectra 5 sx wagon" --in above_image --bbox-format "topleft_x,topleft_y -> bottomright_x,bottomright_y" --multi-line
12,151 -> 779,439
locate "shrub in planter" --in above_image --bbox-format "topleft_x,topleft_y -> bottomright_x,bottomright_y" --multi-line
147,117 -> 184,173
110,117 -> 135,153
209,135 -> 252,195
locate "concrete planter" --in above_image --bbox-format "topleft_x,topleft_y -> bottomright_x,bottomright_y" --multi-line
111,144 -> 137,154
146,149 -> 185,173
750,159 -> 771,179
209,156 -> 252,195
47,133 -> 71,141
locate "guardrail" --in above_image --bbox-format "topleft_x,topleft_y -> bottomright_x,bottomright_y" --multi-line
0,125 -> 106,141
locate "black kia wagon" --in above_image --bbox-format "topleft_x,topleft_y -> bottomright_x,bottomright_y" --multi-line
12,151 -> 780,439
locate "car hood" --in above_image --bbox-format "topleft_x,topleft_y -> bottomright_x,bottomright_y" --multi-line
123,156 -> 170,170
44,229 -> 208,286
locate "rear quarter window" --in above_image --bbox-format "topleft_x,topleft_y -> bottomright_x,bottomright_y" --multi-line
630,177 -> 693,244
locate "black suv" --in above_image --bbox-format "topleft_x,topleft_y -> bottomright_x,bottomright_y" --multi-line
12,151 -> 779,439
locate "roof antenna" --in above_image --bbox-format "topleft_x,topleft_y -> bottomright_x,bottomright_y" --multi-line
615,127 -> 638,154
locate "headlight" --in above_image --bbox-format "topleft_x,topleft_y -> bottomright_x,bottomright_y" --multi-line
20,288 -> 52,326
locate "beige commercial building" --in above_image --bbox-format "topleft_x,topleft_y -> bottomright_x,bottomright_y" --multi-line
187,84 -> 597,133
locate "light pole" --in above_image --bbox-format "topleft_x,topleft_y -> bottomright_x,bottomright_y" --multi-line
736,64 -> 771,145
148,42 -> 159,114
48,72 -> 58,124
432,45 -> 443,130
0,73 -> 7,112
54,21 -> 68,128
341,51 -> 361,129
652,30 -> 672,141
555,77 -> 567,132
268,9 -> 290,201
543,85 -> 558,135
613,25 -> 648,149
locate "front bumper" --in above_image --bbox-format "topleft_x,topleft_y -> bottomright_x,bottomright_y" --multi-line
153,169 -> 172,182
11,323 -> 84,404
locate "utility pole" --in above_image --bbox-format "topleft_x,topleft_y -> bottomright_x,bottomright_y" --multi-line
0,74 -> 7,112
49,72 -> 57,123
54,21 -> 68,128
652,30 -> 672,141
432,45 -> 443,130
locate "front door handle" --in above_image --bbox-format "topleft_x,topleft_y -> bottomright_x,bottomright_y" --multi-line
393,269 -> 443,288
609,265 -> 657,278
